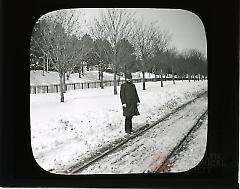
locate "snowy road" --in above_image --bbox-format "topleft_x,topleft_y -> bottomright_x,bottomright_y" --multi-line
73,94 -> 208,174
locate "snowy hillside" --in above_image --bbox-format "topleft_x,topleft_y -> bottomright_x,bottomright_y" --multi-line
30,80 -> 207,173
30,70 -> 156,86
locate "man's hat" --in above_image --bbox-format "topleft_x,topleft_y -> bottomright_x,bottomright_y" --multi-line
125,72 -> 132,79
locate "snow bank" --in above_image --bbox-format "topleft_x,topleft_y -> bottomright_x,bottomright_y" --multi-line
30,80 -> 207,172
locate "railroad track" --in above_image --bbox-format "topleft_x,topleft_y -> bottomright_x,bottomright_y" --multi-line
66,91 -> 207,174
154,109 -> 208,173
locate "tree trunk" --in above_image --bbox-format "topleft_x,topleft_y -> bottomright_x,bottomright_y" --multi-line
81,62 -> 84,76
59,72 -> 64,102
142,71 -> 146,90
47,58 -> 49,72
172,65 -> 175,84
100,74 -> 104,89
78,68 -> 81,78
117,75 -> 121,86
98,65 -> 101,80
63,72 -> 67,93
42,58 -> 45,76
124,65 -> 127,81
100,63 -> 104,89
45,58 -> 48,73
66,71 -> 70,80
113,48 -> 117,95
160,69 -> 163,87
113,68 -> 117,95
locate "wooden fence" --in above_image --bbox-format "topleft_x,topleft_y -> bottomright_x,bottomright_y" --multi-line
30,77 -> 200,94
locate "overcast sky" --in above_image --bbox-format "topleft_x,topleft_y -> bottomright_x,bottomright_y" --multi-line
81,8 -> 207,57
42,8 -> 207,56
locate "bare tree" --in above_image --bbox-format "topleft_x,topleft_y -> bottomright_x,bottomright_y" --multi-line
152,29 -> 171,87
131,20 -> 158,90
166,48 -> 179,84
74,34 -> 94,78
116,38 -> 138,79
89,8 -> 135,95
185,49 -> 207,81
31,9 -> 85,102
30,21 -> 48,75
151,50 -> 168,87
93,39 -> 113,89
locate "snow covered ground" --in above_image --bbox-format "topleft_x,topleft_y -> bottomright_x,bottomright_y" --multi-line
77,95 -> 207,174
30,79 -> 207,173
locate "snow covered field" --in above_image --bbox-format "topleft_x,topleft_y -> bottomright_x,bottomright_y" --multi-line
30,79 -> 207,173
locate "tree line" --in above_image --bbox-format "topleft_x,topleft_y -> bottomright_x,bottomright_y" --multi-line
30,9 -> 207,102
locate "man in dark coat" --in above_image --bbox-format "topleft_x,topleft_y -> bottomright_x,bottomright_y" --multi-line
120,73 -> 140,134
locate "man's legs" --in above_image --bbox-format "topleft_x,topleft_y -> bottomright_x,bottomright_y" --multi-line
125,116 -> 133,133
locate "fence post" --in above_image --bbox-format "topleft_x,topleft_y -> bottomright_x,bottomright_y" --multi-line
47,86 -> 48,93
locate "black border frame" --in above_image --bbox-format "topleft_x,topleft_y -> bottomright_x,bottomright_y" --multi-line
0,0 -> 239,188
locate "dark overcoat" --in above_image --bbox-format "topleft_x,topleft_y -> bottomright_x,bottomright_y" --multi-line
120,81 -> 140,117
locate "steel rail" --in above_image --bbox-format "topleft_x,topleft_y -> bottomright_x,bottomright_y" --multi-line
155,109 -> 208,173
